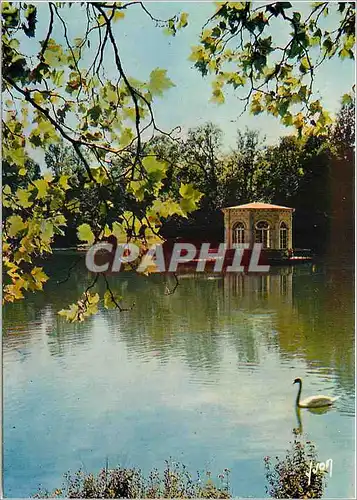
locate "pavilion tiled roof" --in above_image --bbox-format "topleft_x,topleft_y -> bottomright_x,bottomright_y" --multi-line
222,202 -> 294,211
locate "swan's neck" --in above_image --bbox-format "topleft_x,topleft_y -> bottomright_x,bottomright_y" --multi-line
295,381 -> 302,407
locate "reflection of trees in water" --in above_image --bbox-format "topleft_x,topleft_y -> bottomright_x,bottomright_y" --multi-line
103,271 -> 295,373
3,254 -> 96,355
45,312 -> 96,358
3,300 -> 95,357
3,254 -> 354,403
103,273 -> 225,373
3,296 -> 52,354
4,254 -> 89,325
223,268 -> 293,310
222,271 -> 293,367
268,264 -> 355,402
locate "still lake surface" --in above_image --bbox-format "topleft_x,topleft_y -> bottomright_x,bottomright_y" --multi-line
3,253 -> 355,498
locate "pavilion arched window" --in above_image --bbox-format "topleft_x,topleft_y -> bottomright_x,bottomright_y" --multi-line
279,221 -> 288,249
255,220 -> 270,248
232,221 -> 245,245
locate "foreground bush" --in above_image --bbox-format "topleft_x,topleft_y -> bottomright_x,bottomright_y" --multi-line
264,431 -> 327,498
34,461 -> 231,498
34,433 -> 328,498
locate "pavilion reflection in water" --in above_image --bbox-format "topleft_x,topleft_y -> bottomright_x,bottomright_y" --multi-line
223,267 -> 293,307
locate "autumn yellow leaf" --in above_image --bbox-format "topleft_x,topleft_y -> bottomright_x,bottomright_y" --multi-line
58,303 -> 79,322
31,267 -> 49,284
7,215 -> 26,237
5,280 -> 25,301
113,10 -> 125,21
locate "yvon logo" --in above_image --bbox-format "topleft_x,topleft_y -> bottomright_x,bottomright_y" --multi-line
306,458 -> 333,486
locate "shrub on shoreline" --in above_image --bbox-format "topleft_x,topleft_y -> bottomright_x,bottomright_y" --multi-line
34,433 -> 327,499
264,432 -> 326,498
33,461 -> 231,498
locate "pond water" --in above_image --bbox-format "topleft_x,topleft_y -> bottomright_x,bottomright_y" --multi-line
3,253 -> 355,498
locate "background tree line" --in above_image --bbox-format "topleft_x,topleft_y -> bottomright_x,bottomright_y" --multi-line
6,96 -> 352,255
3,1 -> 354,311
39,97 -> 354,257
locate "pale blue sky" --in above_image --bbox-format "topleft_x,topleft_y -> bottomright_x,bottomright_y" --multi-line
19,1 -> 356,149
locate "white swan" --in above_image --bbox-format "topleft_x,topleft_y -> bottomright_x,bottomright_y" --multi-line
293,377 -> 339,408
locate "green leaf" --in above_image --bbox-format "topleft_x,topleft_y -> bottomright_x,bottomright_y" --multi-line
292,11 -> 301,22
148,68 -> 175,96
323,38 -> 333,55
16,188 -> 33,208
343,34 -> 355,51
178,12 -> 189,28
73,37 -> 84,47
12,148 -> 26,167
151,199 -> 183,218
38,119 -> 56,139
103,290 -> 122,309
277,100 -> 290,117
41,221 -> 54,242
106,83 -> 118,103
319,110 -> 332,126
33,179 -> 49,199
288,40 -> 302,59
77,223 -> 95,245
341,93 -> 353,106
123,107 -> 136,121
251,92 -> 263,115
211,88 -> 225,104
179,183 -> 202,201
7,215 -> 26,237
299,56 -> 310,73
180,197 -> 198,215
129,180 -> 146,201
119,128 -> 134,147
31,267 -> 49,288
111,221 -> 127,242
59,175 -> 70,190
142,156 -> 167,181
281,112 -> 293,126
43,38 -> 66,68
88,105 -> 101,122
51,69 -> 64,86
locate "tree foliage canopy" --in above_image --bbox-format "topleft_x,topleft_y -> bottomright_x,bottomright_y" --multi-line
2,1 -> 355,320
2,1 -> 196,317
191,1 -> 355,135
